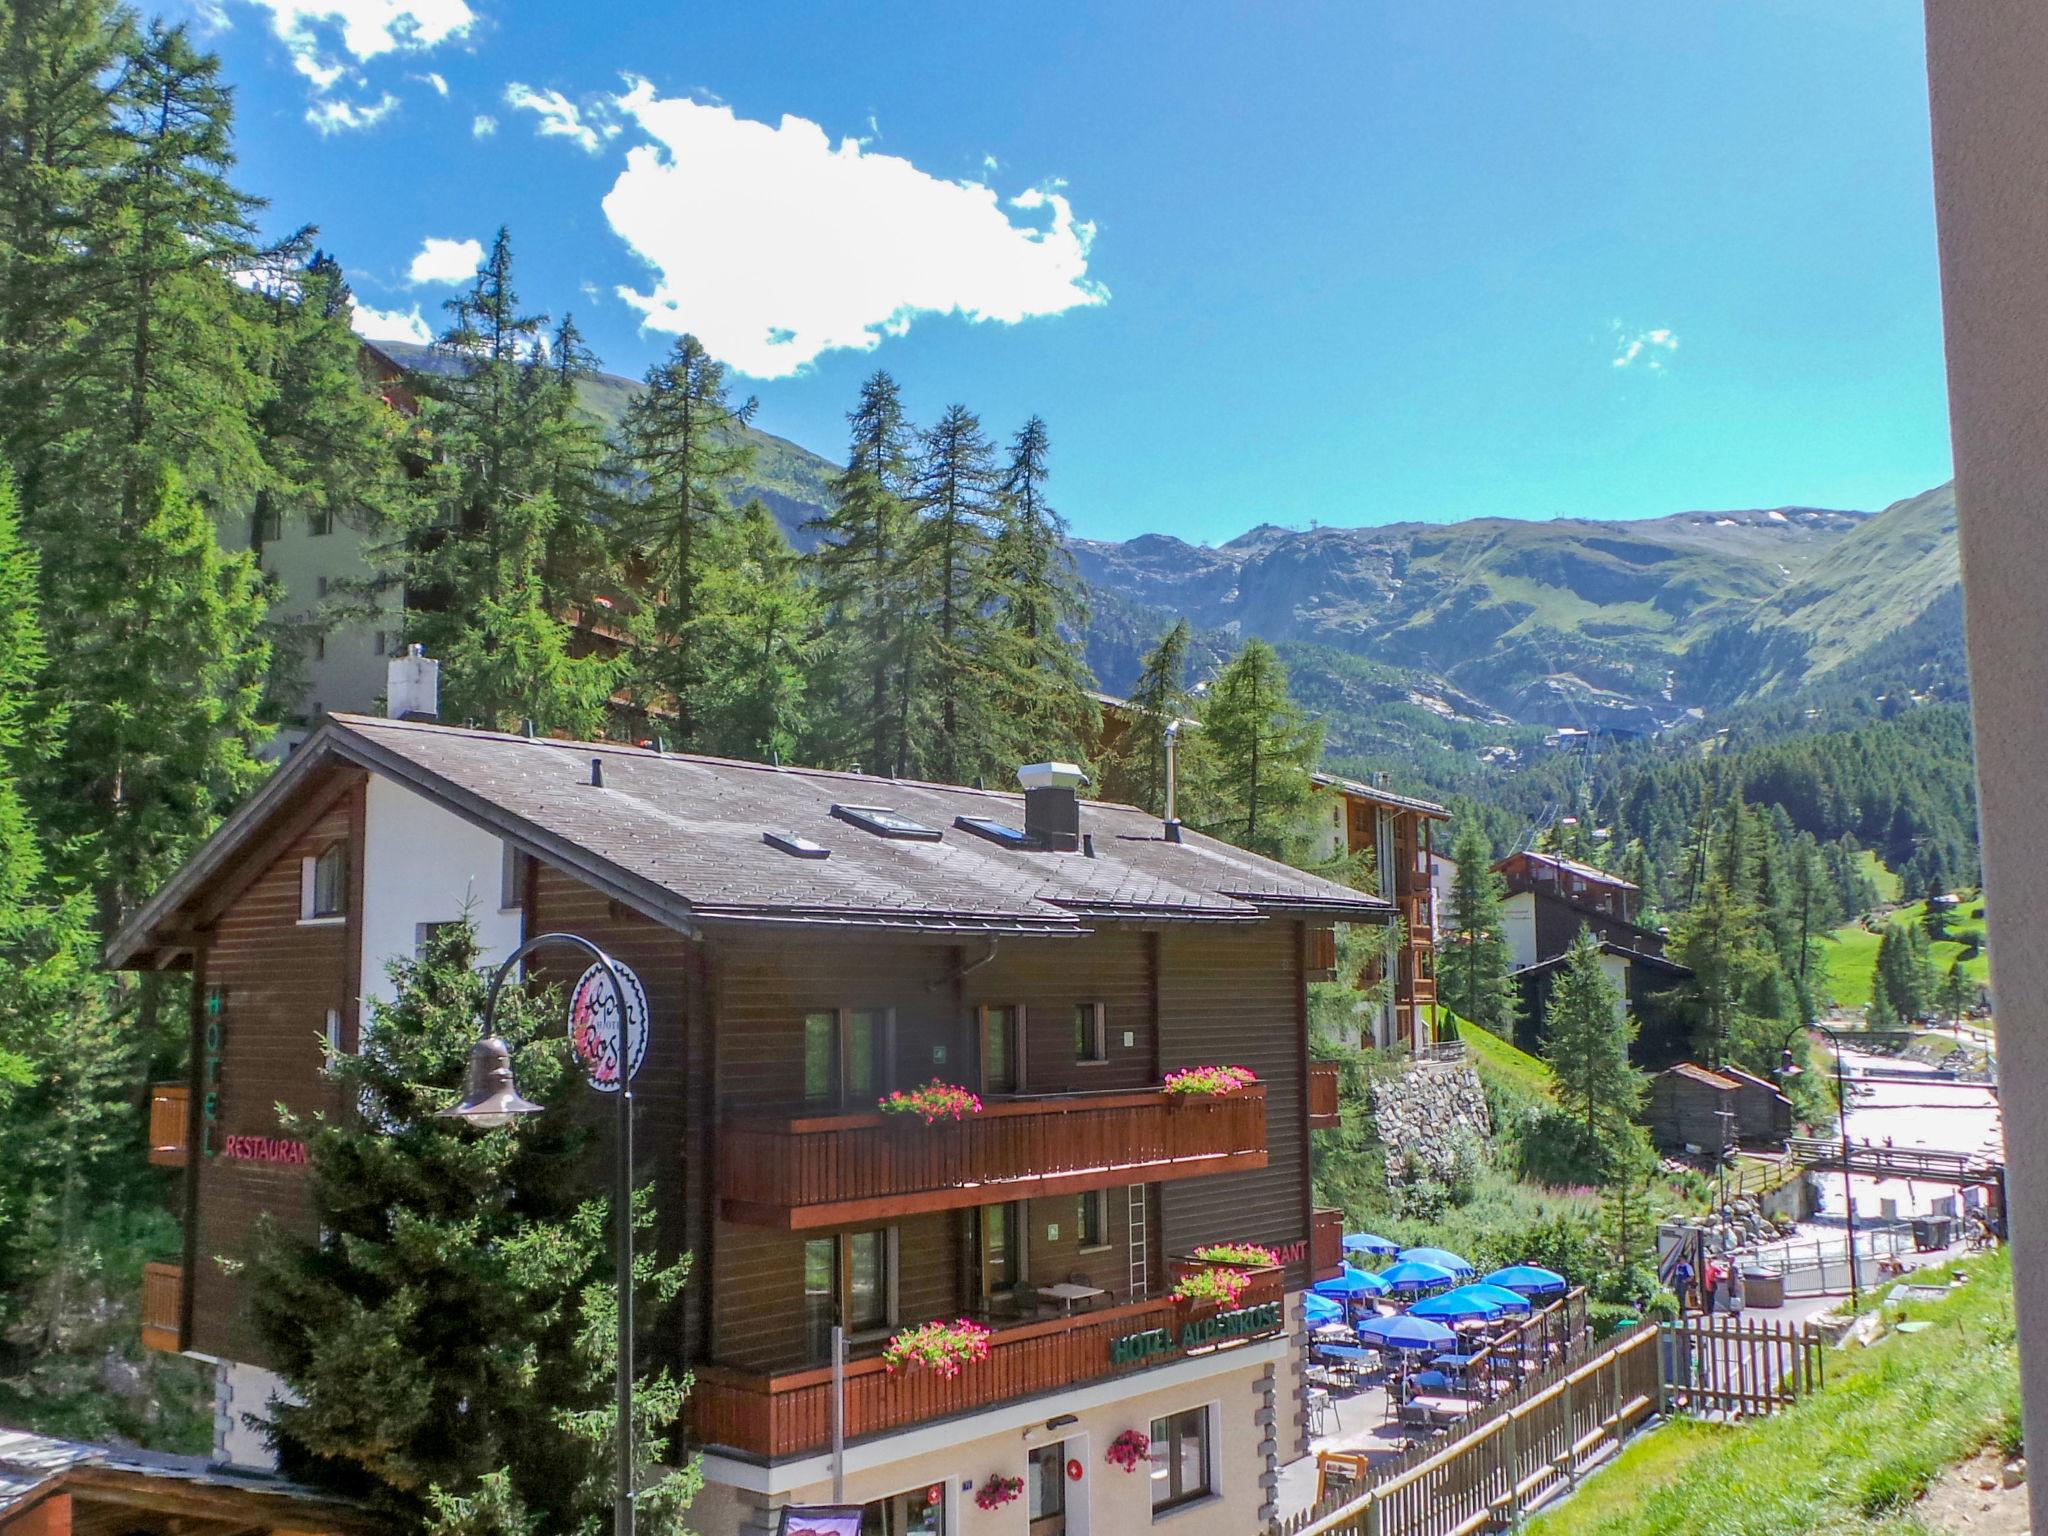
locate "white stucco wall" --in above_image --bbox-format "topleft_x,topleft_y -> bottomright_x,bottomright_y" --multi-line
1600,953 -> 1632,1018
214,1360 -> 293,1470
359,774 -> 526,1028
1503,892 -> 1537,971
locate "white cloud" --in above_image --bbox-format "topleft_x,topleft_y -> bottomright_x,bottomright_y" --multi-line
504,83 -> 618,153
471,113 -> 497,136
411,70 -> 448,95
351,299 -> 433,345
230,0 -> 476,88
1611,324 -> 1679,372
306,91 -> 399,133
603,78 -> 1107,378
408,235 -> 483,285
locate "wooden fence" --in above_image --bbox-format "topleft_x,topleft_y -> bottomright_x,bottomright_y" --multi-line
1661,1316 -> 1821,1417
1278,1315 -> 1824,1535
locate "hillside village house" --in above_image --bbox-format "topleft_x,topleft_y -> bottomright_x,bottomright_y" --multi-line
1493,851 -> 1691,1065
1304,773 -> 1449,1051
110,660 -> 1371,1536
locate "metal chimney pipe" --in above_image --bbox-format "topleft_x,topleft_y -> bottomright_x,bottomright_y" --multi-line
1163,721 -> 1183,842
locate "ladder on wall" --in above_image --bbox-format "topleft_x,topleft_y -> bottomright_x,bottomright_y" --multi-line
1127,1184 -> 1149,1300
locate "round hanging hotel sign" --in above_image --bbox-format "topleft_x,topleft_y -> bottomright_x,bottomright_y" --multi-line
567,961 -> 649,1091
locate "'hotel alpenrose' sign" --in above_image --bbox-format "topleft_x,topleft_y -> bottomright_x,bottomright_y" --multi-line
1109,1301 -> 1285,1367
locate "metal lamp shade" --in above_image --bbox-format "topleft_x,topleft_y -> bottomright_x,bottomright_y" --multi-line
436,1035 -> 545,1129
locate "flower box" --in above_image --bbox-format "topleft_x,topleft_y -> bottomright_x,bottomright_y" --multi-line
877,1080 -> 983,1124
881,1318 -> 993,1378
1161,1065 -> 1258,1097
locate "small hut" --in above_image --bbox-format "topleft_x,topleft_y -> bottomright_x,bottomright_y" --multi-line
1647,1063 -> 1740,1154
1717,1064 -> 1794,1145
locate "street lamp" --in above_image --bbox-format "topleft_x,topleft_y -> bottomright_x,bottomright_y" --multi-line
1790,1027 -> 1861,1308
437,932 -> 640,1536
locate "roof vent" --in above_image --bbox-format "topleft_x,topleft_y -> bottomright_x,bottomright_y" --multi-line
589,758 -> 604,789
1018,762 -> 1086,852
764,831 -> 830,859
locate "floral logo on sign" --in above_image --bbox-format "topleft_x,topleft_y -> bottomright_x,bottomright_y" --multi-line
567,962 -> 650,1092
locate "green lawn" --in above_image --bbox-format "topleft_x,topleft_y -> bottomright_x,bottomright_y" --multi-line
1858,848 -> 1903,904
1454,1015 -> 1555,1102
1819,899 -> 1990,1015
1526,1250 -> 2020,1536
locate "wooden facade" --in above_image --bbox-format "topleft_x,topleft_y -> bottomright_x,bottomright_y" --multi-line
124,724 -> 1338,1473
1312,776 -> 1447,1049
1647,1064 -> 1740,1154
1307,1061 -> 1341,1131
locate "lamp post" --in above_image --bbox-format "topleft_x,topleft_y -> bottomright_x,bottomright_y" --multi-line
438,933 -> 639,1536
1796,1026 -> 1861,1308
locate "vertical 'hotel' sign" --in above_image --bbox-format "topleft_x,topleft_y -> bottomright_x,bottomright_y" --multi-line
201,984 -> 226,1157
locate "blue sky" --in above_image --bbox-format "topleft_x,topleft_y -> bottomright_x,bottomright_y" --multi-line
195,0 -> 1950,544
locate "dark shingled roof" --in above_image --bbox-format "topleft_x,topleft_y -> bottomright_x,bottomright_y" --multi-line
109,714 -> 1390,965
1309,771 -> 1450,820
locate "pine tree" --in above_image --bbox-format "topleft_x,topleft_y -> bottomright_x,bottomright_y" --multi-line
1098,619 -> 1195,816
1542,928 -> 1645,1151
906,403 -> 1000,784
983,415 -> 1096,766
695,501 -> 815,762
615,333 -> 756,748
1939,958 -> 1971,1028
1668,877 -> 1773,1062
1435,821 -> 1519,1038
807,370 -> 915,774
1194,639 -> 1321,859
251,921 -> 699,1536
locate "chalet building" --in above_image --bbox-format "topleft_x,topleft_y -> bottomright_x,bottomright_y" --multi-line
1646,1064 -> 1740,1155
110,664 -> 1372,1536
1305,773 -> 1450,1051
1494,851 -> 1691,1065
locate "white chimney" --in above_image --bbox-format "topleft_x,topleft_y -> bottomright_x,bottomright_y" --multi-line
1018,762 -> 1087,851
386,644 -> 439,721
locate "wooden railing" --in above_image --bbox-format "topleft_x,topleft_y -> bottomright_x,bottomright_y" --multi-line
148,1082 -> 190,1167
693,1269 -> 1286,1461
719,1085 -> 1268,1229
1310,1207 -> 1345,1281
1784,1135 -> 1997,1185
141,1262 -> 183,1353
1308,1062 -> 1341,1131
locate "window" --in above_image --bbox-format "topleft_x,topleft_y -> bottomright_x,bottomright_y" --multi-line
309,507 -> 332,536
802,1009 -> 891,1109
831,803 -> 943,841
301,842 -> 347,920
859,1488 -> 945,1536
311,632 -> 326,661
1150,1407 -> 1213,1513
981,1201 -> 1026,1299
414,920 -> 458,954
954,815 -> 1029,848
254,503 -> 282,543
1074,1002 -> 1107,1063
500,840 -> 527,910
373,630 -> 389,657
803,1229 -> 896,1358
981,1004 -> 1021,1095
1078,1188 -> 1110,1251
1028,1442 -> 1067,1524
316,575 -> 330,597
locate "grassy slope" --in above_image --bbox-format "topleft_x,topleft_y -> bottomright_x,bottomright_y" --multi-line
1819,898 -> 1991,1012
1527,1249 -> 2020,1536
1456,1016 -> 1557,1103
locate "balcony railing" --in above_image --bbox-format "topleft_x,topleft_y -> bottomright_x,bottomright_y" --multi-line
141,1262 -> 183,1353
1310,1206 -> 1345,1281
691,1268 -> 1286,1461
719,1085 -> 1268,1229
148,1082 -> 189,1167
1307,1061 -> 1341,1131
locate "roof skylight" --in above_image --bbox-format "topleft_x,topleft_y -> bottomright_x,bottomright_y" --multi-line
954,815 -> 1030,848
763,831 -> 831,859
830,804 -> 943,842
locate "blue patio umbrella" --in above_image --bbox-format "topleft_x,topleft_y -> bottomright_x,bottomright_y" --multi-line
1356,1313 -> 1458,1352
1408,1287 -> 1508,1323
1377,1259 -> 1456,1293
1413,1283 -> 1532,1322
1397,1246 -> 1476,1277
1343,1231 -> 1399,1257
1313,1266 -> 1389,1299
1303,1292 -> 1345,1325
1482,1264 -> 1569,1297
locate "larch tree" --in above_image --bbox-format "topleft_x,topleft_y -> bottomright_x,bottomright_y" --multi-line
807,370 -> 915,774
1541,927 -> 1646,1154
1098,618 -> 1195,816
695,499 -> 816,763
906,402 -> 1000,785
615,333 -> 757,749
1194,639 -> 1320,859
1435,821 -> 1518,1038
1667,876 -> 1772,1063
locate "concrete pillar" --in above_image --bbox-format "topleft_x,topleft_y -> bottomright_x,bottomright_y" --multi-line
1923,4 -> 2048,1529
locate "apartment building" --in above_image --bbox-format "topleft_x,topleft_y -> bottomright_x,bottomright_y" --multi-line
113,667 -> 1367,1535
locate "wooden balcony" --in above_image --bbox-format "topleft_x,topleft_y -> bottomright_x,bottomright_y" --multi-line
1307,1061 -> 1341,1131
692,1268 -> 1286,1460
148,1082 -> 189,1167
141,1262 -> 183,1353
719,1085 -> 1268,1229
1310,1206 -> 1344,1281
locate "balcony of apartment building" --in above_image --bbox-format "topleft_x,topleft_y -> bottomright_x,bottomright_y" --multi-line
718,1081 -> 1268,1229
691,1254 -> 1286,1462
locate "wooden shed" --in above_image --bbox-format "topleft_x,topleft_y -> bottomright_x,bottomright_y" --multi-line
1716,1064 -> 1795,1146
1647,1063 -> 1740,1154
